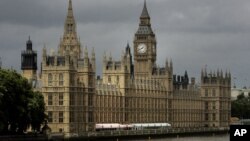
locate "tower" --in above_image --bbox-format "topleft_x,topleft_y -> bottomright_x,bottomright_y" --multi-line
21,37 -> 37,82
134,0 -> 156,78
58,0 -> 81,58
201,68 -> 231,127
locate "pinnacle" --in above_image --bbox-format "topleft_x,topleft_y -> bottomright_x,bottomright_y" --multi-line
140,0 -> 150,18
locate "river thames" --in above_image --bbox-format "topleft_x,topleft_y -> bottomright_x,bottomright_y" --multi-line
120,134 -> 229,141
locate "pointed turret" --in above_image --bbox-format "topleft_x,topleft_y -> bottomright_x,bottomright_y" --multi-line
165,58 -> 169,69
91,47 -> 96,70
140,0 -> 150,18
125,42 -> 131,55
26,36 -> 32,50
109,52 -> 112,61
84,46 -> 88,59
91,47 -> 95,59
103,51 -> 107,63
65,0 -> 76,34
184,70 -> 188,78
217,68 -> 220,77
58,0 -> 81,58
84,46 -> 89,66
170,59 -> 173,70
204,68 -> 207,77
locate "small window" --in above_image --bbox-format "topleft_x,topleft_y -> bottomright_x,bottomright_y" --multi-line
213,102 -> 216,109
70,93 -> 75,105
88,111 -> 93,122
48,73 -> 53,86
59,112 -> 64,123
205,113 -> 209,121
70,112 -> 75,122
205,89 -> 208,97
59,73 -> 64,86
88,95 -> 93,106
59,93 -> 63,105
205,102 -> 208,110
108,76 -> 111,83
48,93 -> 53,105
48,111 -> 53,123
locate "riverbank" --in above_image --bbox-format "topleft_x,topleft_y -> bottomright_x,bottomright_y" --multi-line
61,127 -> 229,141
0,127 -> 229,141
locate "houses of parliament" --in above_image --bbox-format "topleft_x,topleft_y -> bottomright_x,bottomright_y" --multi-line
20,0 -> 231,136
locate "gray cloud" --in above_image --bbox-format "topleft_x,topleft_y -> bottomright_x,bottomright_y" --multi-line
0,0 -> 250,87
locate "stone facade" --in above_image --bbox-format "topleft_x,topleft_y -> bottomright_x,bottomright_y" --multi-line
21,0 -> 231,135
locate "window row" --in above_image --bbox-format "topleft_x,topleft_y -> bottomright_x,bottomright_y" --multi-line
48,93 -> 64,106
47,111 -> 64,123
48,73 -> 64,86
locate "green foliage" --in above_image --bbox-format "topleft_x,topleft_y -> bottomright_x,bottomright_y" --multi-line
0,69 -> 45,134
231,93 -> 250,119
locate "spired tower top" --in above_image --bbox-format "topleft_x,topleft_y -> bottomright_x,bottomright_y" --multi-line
64,0 -> 76,34
58,0 -> 81,58
140,0 -> 150,18
26,36 -> 32,50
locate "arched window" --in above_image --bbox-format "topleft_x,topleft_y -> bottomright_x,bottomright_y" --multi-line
108,76 -> 111,83
48,73 -> 53,86
59,73 -> 64,86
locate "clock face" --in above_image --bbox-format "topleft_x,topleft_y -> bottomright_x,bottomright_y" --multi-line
137,43 -> 147,54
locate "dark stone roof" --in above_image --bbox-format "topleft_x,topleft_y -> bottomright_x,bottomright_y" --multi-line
136,26 -> 153,34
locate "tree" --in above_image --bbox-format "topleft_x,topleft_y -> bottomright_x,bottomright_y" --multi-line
29,91 -> 46,132
231,93 -> 250,119
0,69 -> 46,134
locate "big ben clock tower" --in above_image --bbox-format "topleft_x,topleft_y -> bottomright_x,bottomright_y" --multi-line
134,0 -> 156,78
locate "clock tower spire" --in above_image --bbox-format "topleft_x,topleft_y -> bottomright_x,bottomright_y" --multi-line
134,0 -> 156,78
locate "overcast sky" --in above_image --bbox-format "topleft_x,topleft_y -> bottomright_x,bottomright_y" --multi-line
0,0 -> 250,88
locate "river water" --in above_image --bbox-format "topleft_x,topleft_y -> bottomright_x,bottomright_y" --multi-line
121,134 -> 229,141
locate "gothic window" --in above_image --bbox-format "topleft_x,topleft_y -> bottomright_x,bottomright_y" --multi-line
48,73 -> 53,86
205,102 -> 208,110
59,93 -> 63,105
70,93 -> 75,105
70,112 -> 75,122
205,89 -> 208,97
213,102 -> 216,109
59,112 -> 64,123
88,111 -> 93,122
59,73 -> 64,86
205,113 -> 209,121
70,74 -> 75,86
48,93 -> 53,105
88,94 -> 93,106
212,89 -> 216,97
108,76 -> 111,83
48,111 -> 53,123
213,113 -> 216,121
